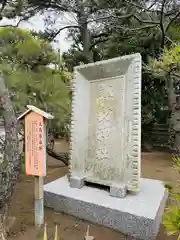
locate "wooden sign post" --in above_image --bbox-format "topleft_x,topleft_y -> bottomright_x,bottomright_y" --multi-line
18,105 -> 54,227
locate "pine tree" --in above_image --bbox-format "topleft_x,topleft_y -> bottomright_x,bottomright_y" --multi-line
0,12 -> 71,238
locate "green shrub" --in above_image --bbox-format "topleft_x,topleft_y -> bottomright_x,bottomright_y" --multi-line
163,156 -> 180,239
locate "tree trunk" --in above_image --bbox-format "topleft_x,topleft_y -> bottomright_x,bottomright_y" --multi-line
166,76 -> 180,155
82,22 -> 93,63
0,73 -> 20,211
166,76 -> 175,146
77,5 -> 93,63
172,99 -> 180,155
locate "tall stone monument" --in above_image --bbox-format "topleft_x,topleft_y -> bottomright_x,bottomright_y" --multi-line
44,54 -> 168,240
69,53 -> 141,198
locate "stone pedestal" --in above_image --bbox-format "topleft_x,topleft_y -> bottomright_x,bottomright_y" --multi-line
44,176 -> 168,240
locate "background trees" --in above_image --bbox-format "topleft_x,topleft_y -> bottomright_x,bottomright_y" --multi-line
149,45 -> 180,153
0,5 -> 71,235
0,0 -> 179,184
25,0 -> 180,133
0,27 -> 71,137
0,0 -> 180,237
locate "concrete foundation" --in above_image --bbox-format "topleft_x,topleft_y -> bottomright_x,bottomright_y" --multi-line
44,176 -> 168,240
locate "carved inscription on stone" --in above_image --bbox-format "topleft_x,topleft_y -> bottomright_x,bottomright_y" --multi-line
85,76 -> 126,184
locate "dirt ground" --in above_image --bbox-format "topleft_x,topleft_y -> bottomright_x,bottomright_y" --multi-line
7,140 -> 179,240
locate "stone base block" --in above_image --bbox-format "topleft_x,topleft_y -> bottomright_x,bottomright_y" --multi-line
44,176 -> 168,240
69,176 -> 85,188
110,183 -> 128,198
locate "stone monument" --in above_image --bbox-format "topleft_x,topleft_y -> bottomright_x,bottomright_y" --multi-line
69,53 -> 141,198
44,54 -> 168,240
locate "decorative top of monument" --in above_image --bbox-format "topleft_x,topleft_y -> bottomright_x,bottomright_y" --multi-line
74,53 -> 141,70
74,53 -> 141,81
17,105 -> 54,120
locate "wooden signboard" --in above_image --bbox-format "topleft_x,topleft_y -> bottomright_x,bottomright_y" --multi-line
18,105 -> 54,227
25,111 -> 46,176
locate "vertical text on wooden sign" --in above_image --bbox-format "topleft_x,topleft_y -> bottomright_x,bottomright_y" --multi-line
25,112 -> 46,176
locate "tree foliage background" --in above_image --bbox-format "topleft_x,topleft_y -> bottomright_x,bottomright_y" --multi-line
23,0 -> 180,151
0,1 -> 179,166
25,0 -> 180,130
0,27 -> 71,138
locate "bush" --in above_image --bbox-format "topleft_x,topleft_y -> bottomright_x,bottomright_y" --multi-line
163,156 -> 180,239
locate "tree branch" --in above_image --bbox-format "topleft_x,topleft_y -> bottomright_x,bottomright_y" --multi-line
31,1 -> 77,13
90,38 -> 109,50
124,0 -> 162,13
147,1 -> 158,11
47,147 -> 69,166
88,13 -> 159,25
0,18 -> 22,28
45,25 -> 81,40
91,32 -> 111,39
110,24 -> 157,33
159,0 -> 166,49
165,36 -> 177,46
89,31 -> 112,50
87,13 -> 133,24
30,11 -> 160,44
0,0 -> 7,14
132,14 -> 159,25
0,5 -> 39,28
165,9 -> 179,17
165,10 -> 180,32
173,72 -> 180,79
